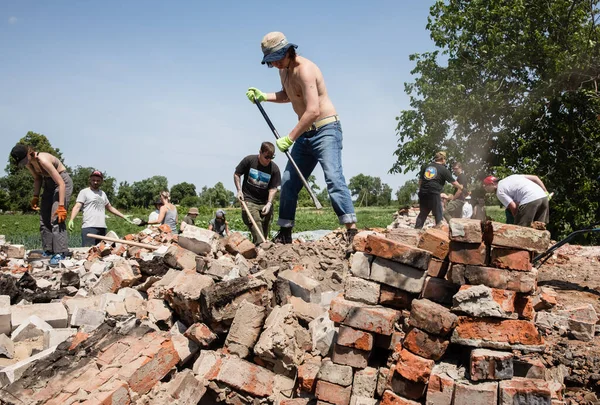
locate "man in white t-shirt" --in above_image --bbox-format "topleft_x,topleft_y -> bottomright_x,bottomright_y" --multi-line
68,170 -> 130,246
483,174 -> 550,227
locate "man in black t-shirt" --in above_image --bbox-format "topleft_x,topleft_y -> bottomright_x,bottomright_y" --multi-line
234,142 -> 281,244
443,162 -> 469,222
415,152 -> 463,229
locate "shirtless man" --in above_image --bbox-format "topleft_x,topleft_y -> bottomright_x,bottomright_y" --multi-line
246,32 -> 357,245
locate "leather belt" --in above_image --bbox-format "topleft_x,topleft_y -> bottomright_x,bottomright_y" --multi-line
307,115 -> 339,132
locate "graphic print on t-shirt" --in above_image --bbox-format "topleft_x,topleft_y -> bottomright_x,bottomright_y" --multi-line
248,168 -> 271,189
424,166 -> 438,180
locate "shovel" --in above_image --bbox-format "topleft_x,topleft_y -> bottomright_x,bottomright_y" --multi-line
253,98 -> 323,209
239,198 -> 267,244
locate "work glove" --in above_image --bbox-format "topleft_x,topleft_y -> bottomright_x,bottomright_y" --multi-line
261,202 -> 272,215
546,191 -> 554,201
246,87 -> 267,104
56,205 -> 67,223
276,136 -> 294,152
237,191 -> 244,201
30,196 -> 40,211
68,219 -> 74,232
137,219 -> 148,227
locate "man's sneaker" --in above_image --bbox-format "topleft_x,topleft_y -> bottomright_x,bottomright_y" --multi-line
273,227 -> 293,244
49,253 -> 65,267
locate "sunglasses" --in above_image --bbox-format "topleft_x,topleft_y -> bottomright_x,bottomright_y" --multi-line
263,153 -> 275,160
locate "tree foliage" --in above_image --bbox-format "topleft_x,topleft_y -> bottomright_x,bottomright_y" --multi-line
396,179 -> 419,206
198,182 -> 234,208
69,166 -> 117,203
393,0 -> 600,240
170,182 -> 197,204
131,176 -> 169,208
113,181 -> 135,209
2,132 -> 65,211
348,174 -> 393,207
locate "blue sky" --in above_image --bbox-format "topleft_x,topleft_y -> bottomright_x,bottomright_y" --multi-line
0,1 -> 437,198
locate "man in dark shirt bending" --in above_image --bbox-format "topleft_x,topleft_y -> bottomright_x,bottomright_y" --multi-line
234,142 -> 281,244
415,152 -> 463,229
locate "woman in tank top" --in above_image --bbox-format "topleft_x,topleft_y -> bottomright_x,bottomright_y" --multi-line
10,143 -> 73,264
147,190 -> 179,233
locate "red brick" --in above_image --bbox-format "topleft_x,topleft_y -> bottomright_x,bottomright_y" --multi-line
45,392 -> 75,405
426,366 -> 455,405
68,331 -> 90,351
427,258 -> 449,278
464,266 -> 537,294
513,357 -> 547,379
488,222 -> 551,253
532,287 -> 558,311
453,381 -> 498,405
184,323 -> 218,347
97,342 -> 130,366
361,234 -> 432,270
416,228 -> 450,260
215,355 -> 276,397
381,390 -> 421,405
315,380 -> 352,405
379,285 -> 415,310
499,378 -> 552,405
125,339 -> 180,394
395,349 -> 434,383
158,223 -> 172,233
386,228 -> 422,246
387,370 -> 427,400
409,299 -> 457,337
490,248 -> 532,271
89,378 -> 131,405
470,349 -> 514,381
298,358 -> 321,393
352,231 -> 383,252
449,218 -> 483,243
281,400 -> 311,405
223,232 -> 257,259
331,344 -> 369,369
421,277 -> 459,305
448,242 -> 487,266
62,364 -> 100,393
452,318 -> 544,349
403,328 -> 449,360
164,245 -> 197,270
329,295 -> 401,335
455,285 -> 535,320
336,325 -> 374,351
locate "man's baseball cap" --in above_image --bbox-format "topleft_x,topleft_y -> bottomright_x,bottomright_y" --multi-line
261,32 -> 298,65
483,176 -> 499,185
10,144 -> 29,168
89,170 -> 104,179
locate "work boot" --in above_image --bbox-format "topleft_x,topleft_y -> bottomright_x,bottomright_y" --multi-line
345,228 -> 358,256
273,227 -> 293,244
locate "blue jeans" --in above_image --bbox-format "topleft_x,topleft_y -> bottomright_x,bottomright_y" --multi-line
81,227 -> 106,247
278,121 -> 357,228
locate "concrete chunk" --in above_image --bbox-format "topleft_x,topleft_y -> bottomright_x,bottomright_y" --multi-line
350,252 -> 373,279
43,328 -> 77,349
0,346 -> 57,387
278,270 -> 321,303
225,300 -> 266,358
344,276 -> 380,305
0,296 -> 11,336
0,334 -> 14,359
11,315 -> 53,342
70,307 -> 105,330
11,303 -> 68,330
317,359 -> 353,386
370,257 -> 427,294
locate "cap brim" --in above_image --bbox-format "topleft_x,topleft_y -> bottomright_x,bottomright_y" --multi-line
261,43 -> 297,64
17,158 -> 28,168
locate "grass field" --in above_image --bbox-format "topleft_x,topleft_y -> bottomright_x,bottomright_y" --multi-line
0,205 -> 507,249
0,206 -> 399,249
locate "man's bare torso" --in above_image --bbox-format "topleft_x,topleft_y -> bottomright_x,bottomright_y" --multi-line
279,56 -> 336,121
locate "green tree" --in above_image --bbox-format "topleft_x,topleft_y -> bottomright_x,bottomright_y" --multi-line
132,176 -> 169,208
396,179 -> 419,206
348,174 -> 392,207
198,182 -> 234,208
392,0 -> 600,240
2,132 -> 65,211
297,175 -> 321,207
170,182 -> 197,204
69,166 -> 117,203
113,181 -> 135,209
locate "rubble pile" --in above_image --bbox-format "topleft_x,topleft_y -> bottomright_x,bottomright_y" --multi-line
0,217 -> 597,404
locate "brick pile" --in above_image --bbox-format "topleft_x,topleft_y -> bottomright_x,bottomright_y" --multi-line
327,219 -> 566,405
0,216 -> 592,404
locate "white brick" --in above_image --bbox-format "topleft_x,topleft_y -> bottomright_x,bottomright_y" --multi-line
0,295 -> 11,336
0,346 -> 57,387
344,277 -> 380,305
11,315 -> 53,342
43,328 -> 77,349
11,303 -> 68,330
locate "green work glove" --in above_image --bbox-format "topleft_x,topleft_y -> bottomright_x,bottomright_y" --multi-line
68,219 -> 74,232
276,136 -> 294,152
246,87 -> 267,104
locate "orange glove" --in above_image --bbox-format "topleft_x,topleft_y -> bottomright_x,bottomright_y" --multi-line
30,196 -> 40,211
56,205 -> 67,223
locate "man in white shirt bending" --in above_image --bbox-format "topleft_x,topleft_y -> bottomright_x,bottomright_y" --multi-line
483,174 -> 550,227
68,170 -> 130,246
